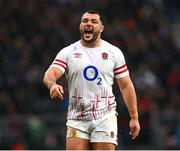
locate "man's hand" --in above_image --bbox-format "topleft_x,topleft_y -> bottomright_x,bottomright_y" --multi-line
49,84 -> 64,100
129,119 -> 140,140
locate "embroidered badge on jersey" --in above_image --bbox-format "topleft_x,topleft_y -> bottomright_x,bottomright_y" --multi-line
102,52 -> 108,60
74,52 -> 82,58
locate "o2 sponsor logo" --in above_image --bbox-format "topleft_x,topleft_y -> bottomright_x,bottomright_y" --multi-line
83,65 -> 102,85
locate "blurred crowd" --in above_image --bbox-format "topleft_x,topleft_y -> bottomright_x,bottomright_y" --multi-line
0,0 -> 180,149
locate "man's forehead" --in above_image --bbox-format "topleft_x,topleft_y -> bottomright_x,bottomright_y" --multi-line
81,13 -> 100,20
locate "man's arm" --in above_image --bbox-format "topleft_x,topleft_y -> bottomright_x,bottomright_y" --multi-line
116,75 -> 140,139
43,67 -> 64,100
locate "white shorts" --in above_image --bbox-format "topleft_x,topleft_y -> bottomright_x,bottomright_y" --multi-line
66,110 -> 118,145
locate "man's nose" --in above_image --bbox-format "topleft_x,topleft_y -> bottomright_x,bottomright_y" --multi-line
86,20 -> 93,26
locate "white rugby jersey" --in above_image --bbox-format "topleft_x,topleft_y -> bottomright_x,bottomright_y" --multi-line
50,40 -> 129,120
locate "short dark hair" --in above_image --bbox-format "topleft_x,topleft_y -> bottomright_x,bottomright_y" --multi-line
85,10 -> 100,15
82,10 -> 103,23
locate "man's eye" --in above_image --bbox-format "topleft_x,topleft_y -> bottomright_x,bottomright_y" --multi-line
92,20 -> 98,23
82,19 -> 88,23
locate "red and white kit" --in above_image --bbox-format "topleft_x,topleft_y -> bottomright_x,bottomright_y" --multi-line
50,40 -> 129,120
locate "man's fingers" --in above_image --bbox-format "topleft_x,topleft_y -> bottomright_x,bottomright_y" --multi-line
130,126 -> 139,139
132,131 -> 138,139
58,85 -> 64,94
130,131 -> 138,139
50,84 -> 64,100
58,85 -> 64,99
129,119 -> 140,140
50,92 -> 63,100
51,91 -> 63,100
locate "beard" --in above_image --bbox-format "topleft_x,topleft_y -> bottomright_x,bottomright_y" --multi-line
80,29 -> 100,43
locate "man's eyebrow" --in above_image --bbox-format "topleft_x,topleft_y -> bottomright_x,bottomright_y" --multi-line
82,17 -> 88,20
82,17 -> 98,20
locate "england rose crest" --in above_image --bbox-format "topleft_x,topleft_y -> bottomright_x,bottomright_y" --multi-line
102,52 -> 108,60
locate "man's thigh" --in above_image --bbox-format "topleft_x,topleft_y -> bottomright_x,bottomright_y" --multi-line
66,126 -> 91,150
66,137 -> 91,150
66,128 -> 115,150
91,111 -> 118,146
92,142 -> 116,150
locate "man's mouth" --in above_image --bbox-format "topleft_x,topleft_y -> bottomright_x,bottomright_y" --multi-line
83,29 -> 93,39
84,29 -> 93,34
84,26 -> 94,34
81,26 -> 95,41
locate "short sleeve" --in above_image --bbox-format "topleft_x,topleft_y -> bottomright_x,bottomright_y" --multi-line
50,48 -> 68,73
113,48 -> 129,79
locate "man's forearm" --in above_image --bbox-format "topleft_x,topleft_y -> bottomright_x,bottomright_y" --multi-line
43,67 -> 64,90
120,82 -> 138,119
43,73 -> 57,90
43,68 -> 59,90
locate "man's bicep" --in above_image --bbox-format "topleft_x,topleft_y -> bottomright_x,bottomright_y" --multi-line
116,75 -> 132,90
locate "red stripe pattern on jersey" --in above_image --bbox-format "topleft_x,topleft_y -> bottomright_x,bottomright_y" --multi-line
52,59 -> 67,70
114,64 -> 128,75
67,92 -> 116,120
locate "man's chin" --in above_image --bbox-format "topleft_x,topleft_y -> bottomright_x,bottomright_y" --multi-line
82,37 -> 94,42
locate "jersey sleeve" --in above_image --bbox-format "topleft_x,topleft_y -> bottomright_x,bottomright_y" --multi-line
113,48 -> 129,79
50,48 -> 68,73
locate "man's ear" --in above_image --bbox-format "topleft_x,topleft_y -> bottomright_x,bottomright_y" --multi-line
100,25 -> 104,33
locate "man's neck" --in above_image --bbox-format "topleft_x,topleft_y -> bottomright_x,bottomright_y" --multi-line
80,38 -> 102,48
